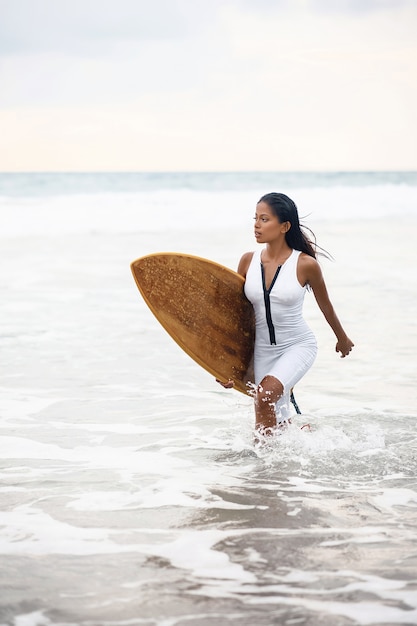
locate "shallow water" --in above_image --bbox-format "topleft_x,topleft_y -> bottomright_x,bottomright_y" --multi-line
0,173 -> 416,625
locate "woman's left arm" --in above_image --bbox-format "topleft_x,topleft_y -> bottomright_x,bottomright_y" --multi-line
301,255 -> 354,358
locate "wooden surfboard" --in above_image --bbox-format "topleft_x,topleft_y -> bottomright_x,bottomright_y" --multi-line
130,253 -> 255,394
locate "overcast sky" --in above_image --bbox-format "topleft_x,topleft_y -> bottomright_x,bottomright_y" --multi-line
1,0 -> 416,171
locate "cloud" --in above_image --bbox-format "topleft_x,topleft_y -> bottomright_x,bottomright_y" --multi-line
309,0 -> 417,13
1,0 -> 415,57
238,0 -> 416,15
0,0 -> 416,170
0,0 -> 221,106
0,0 -> 217,55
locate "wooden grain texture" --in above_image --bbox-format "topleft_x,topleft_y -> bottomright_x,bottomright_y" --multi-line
130,253 -> 255,394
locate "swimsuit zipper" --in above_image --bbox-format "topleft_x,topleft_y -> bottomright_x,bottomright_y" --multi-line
261,263 -> 281,345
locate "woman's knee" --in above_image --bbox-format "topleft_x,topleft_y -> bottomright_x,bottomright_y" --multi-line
256,375 -> 283,406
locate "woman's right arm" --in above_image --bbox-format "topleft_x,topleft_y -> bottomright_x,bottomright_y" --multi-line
216,251 -> 254,389
237,251 -> 254,278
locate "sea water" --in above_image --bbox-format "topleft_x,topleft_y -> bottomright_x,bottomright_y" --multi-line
0,172 -> 416,625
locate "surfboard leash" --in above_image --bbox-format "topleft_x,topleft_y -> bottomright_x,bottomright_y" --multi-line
290,390 -> 301,415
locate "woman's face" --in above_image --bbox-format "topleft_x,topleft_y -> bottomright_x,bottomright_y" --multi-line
254,201 -> 288,244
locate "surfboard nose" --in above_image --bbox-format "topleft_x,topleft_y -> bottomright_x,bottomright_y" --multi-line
131,252 -> 255,394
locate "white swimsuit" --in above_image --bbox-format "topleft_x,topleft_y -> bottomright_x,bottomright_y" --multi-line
244,248 -> 317,418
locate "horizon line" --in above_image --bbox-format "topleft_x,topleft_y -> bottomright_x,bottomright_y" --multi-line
1,169 -> 416,175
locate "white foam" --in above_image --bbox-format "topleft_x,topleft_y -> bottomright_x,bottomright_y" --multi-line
0,506 -> 254,586
13,611 -> 52,626
372,487 -> 417,510
242,595 -> 417,625
198,568 -> 417,624
0,390 -> 58,423
0,506 -> 124,556
67,483 -> 261,512
141,529 -> 257,583
1,183 -> 416,238
0,436 -> 192,474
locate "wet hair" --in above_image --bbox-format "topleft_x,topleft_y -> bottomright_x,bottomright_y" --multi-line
258,192 -> 328,259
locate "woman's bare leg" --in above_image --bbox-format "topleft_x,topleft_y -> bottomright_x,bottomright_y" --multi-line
255,375 -> 284,434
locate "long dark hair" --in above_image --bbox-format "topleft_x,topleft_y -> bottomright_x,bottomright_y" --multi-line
258,192 -> 328,259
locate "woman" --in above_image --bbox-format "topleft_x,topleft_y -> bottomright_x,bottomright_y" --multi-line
220,192 -> 354,436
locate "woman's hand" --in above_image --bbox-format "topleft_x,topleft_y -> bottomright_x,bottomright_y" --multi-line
216,378 -> 234,389
336,336 -> 354,358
